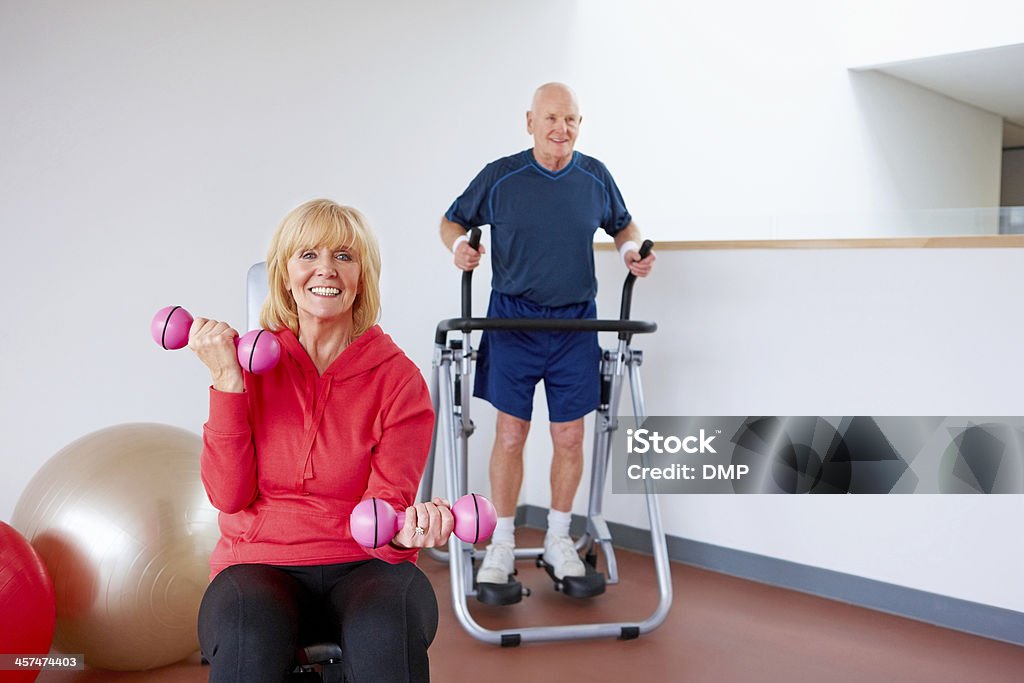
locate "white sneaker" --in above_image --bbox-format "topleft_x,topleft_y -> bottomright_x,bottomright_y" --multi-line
476,542 -> 516,584
542,534 -> 586,579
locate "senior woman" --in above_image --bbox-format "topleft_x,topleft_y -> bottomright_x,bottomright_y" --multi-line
191,199 -> 448,683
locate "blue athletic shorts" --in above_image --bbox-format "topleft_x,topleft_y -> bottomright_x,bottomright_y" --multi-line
473,291 -> 601,422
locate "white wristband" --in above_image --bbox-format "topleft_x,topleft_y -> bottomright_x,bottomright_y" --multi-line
618,240 -> 640,263
452,234 -> 470,253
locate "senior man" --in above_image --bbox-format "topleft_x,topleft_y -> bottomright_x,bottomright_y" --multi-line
439,82 -> 655,592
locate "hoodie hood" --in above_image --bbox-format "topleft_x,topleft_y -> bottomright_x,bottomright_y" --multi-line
276,325 -> 403,382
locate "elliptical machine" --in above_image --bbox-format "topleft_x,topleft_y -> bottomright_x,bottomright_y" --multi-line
420,228 -> 672,645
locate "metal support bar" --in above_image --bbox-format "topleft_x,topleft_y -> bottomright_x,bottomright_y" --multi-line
420,236 -> 670,644
423,328 -> 672,644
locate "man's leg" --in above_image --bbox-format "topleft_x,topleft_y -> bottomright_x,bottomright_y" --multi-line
541,301 -> 599,576
543,418 -> 587,578
490,411 -> 531,516
549,417 -> 585,512
476,410 -> 531,584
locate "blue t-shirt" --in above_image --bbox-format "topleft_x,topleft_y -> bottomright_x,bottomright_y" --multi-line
445,149 -> 631,307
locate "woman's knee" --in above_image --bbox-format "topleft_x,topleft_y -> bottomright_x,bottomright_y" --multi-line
335,562 -> 438,641
403,564 -> 439,644
332,562 -> 437,682
198,564 -> 302,677
202,564 -> 301,623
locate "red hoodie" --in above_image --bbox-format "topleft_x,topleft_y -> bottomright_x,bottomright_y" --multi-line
200,325 -> 434,578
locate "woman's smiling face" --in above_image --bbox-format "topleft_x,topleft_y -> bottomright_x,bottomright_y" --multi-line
286,245 -> 361,326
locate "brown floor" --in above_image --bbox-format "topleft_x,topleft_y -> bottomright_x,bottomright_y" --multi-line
37,529 -> 1024,683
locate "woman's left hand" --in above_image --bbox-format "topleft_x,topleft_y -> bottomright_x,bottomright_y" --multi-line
392,497 -> 455,549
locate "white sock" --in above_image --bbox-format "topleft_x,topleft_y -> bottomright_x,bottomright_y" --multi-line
546,508 -> 572,538
491,516 -> 516,546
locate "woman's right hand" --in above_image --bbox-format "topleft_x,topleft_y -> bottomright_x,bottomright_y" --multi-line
188,317 -> 244,393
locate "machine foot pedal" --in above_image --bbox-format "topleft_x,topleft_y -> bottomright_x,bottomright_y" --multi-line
536,556 -> 607,598
475,574 -> 528,605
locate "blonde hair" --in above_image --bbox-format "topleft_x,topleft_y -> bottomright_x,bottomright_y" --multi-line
260,199 -> 382,337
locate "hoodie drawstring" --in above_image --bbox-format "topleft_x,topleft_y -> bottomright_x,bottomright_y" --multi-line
297,377 -> 334,489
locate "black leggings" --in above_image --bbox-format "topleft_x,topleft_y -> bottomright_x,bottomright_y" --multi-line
198,560 -> 438,683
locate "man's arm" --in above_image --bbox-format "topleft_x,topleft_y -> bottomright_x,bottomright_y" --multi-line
612,221 -> 655,278
440,216 -> 485,271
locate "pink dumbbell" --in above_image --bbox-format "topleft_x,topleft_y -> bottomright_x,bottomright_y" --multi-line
151,305 -> 282,374
350,494 -> 498,549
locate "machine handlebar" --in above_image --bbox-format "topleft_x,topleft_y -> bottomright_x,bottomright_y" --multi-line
440,229 -> 655,345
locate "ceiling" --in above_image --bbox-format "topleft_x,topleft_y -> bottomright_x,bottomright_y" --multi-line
864,42 -> 1024,148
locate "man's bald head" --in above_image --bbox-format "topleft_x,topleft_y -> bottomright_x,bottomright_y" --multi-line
527,83 -> 582,171
530,82 -> 580,114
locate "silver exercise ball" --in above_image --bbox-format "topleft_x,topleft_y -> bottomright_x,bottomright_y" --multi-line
11,423 -> 219,671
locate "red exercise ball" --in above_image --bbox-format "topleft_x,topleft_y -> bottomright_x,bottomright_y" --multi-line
0,521 -> 56,683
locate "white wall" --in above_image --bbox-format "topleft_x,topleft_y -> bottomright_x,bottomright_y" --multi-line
843,0 -> 1024,66
0,0 -> 569,522
1,0 -> 1020,616
583,246 -> 1024,614
564,1 -> 1005,241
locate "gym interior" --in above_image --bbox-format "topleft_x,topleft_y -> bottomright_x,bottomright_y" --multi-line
2,2 -> 1023,681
